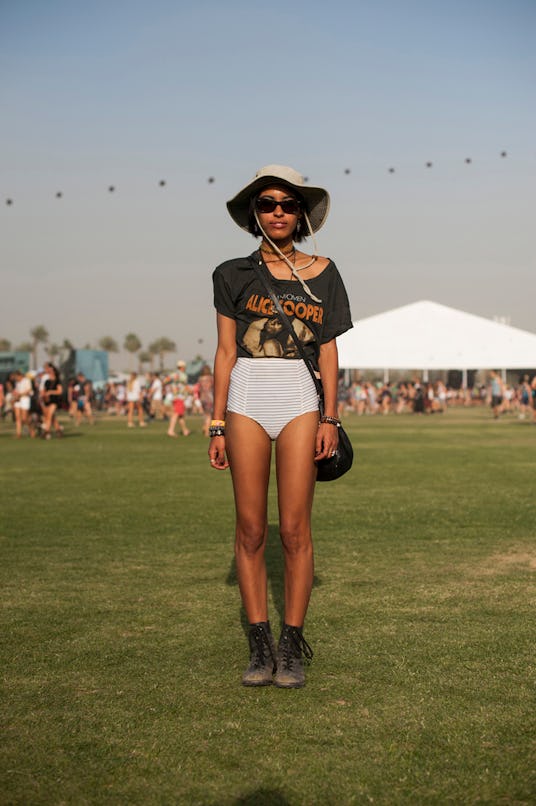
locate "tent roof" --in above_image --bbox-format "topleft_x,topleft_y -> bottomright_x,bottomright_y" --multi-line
337,300 -> 536,370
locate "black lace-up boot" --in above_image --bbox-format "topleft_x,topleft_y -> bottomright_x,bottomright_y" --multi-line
274,624 -> 313,689
242,622 -> 277,686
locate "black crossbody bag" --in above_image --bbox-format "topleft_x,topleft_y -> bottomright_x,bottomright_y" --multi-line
251,256 -> 353,482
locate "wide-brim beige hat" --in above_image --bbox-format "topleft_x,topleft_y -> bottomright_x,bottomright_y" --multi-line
226,164 -> 330,233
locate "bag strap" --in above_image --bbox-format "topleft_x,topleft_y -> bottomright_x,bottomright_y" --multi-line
250,254 -> 323,399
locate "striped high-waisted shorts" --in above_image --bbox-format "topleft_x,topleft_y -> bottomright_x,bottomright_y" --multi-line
227,357 -> 319,440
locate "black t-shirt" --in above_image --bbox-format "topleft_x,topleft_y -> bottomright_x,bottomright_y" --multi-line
44,376 -> 62,406
213,251 -> 353,370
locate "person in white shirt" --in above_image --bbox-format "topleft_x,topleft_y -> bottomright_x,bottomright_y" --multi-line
126,372 -> 146,428
149,372 -> 164,420
13,370 -> 35,438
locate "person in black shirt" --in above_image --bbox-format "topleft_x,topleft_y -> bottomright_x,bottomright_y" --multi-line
209,165 -> 353,688
41,362 -> 63,438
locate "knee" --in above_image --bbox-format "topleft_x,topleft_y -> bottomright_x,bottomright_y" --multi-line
236,523 -> 266,557
279,522 -> 311,556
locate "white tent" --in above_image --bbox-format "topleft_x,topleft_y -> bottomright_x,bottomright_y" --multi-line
337,301 -> 536,377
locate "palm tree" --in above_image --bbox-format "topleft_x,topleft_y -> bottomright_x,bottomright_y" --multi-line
149,337 -> 176,371
47,343 -> 61,363
124,333 -> 142,369
98,336 -> 119,353
30,325 -> 49,369
0,338 -> 12,351
138,350 -> 152,372
60,338 -> 74,363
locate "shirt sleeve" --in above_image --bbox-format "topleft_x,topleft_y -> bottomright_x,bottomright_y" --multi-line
321,265 -> 353,343
212,265 -> 236,319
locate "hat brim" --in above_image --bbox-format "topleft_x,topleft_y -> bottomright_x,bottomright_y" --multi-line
227,174 -> 330,234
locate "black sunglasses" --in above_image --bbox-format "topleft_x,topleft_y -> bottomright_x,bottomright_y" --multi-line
255,196 -> 301,215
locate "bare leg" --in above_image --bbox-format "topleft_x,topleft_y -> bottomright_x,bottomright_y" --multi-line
15,407 -> 23,437
127,401 -> 135,427
84,403 -> 94,425
42,403 -> 57,436
275,411 -> 318,627
226,413 -> 272,623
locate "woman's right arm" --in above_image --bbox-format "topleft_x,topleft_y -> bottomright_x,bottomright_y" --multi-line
209,313 -> 237,470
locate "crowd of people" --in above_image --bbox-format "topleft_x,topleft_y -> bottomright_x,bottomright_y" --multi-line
337,374 -> 536,420
2,365 -> 535,438
0,361 -> 215,438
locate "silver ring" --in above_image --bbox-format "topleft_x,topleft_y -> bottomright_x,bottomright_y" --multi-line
330,451 -> 336,457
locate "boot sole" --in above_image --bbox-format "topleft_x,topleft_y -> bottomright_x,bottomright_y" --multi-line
242,678 -> 273,687
273,679 -> 305,689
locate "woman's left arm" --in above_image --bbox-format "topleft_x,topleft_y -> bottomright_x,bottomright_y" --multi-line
315,338 -> 340,461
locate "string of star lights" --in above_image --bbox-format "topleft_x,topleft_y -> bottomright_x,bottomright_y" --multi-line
4,153 -> 511,207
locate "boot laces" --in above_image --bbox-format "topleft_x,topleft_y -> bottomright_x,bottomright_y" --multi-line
249,626 -> 275,669
280,627 -> 314,669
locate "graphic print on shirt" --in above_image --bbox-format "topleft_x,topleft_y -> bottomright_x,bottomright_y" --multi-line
241,289 -> 317,358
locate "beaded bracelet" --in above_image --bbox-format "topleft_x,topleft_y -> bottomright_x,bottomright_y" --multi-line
320,416 -> 341,427
209,425 -> 226,438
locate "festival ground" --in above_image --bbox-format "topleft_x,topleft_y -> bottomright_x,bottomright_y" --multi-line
1,409 -> 535,804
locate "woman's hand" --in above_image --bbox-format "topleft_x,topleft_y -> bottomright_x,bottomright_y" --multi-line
314,422 -> 339,462
208,435 -> 229,470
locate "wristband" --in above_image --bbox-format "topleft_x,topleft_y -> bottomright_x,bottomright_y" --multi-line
210,419 -> 226,427
209,425 -> 226,438
320,416 -> 341,427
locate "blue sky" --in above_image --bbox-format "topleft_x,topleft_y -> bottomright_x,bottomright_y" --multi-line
1,0 -> 535,366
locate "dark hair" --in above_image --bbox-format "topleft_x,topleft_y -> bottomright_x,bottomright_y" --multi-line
45,362 -> 59,379
246,188 -> 309,243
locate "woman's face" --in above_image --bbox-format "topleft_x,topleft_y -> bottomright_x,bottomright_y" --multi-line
256,186 -> 300,242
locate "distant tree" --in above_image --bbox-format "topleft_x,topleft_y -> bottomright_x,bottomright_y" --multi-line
47,343 -> 60,362
0,338 -> 12,351
30,325 -> 49,369
149,337 -> 176,371
60,339 -> 74,362
138,350 -> 152,372
98,336 -> 119,353
83,343 -> 92,350
16,341 -> 33,352
124,333 -> 142,369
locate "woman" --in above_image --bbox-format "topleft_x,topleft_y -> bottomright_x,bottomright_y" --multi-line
209,165 -> 352,688
41,362 -> 63,438
126,371 -> 146,428
12,370 -> 35,438
167,361 -> 190,437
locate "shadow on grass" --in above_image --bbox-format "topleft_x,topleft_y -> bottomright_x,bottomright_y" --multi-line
226,524 -> 322,636
220,789 -> 291,806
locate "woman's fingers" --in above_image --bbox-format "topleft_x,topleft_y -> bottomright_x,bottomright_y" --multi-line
314,424 -> 339,461
208,437 -> 229,469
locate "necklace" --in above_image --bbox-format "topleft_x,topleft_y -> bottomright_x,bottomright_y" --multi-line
260,241 -> 295,258
263,249 -> 296,264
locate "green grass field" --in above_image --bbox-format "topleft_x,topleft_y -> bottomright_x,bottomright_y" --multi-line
1,409 -> 535,805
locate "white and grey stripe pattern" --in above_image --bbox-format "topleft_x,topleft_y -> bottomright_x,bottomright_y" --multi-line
227,357 -> 319,440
